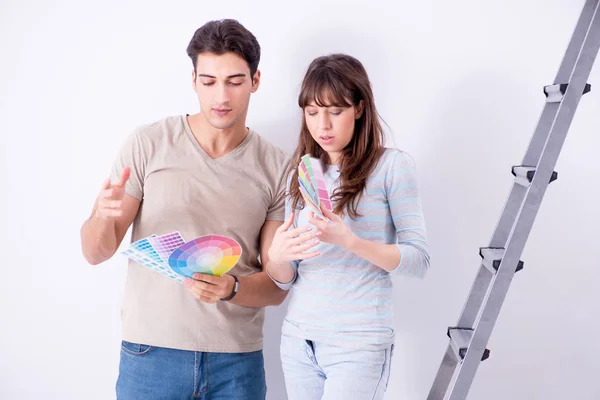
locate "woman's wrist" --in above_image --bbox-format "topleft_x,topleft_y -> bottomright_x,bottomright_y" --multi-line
343,232 -> 361,251
266,260 -> 295,284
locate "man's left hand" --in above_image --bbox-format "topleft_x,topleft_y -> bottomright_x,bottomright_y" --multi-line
183,274 -> 235,304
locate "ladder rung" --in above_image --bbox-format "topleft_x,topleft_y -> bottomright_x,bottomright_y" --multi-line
543,82 -> 591,102
479,247 -> 524,274
511,165 -> 558,187
447,327 -> 490,361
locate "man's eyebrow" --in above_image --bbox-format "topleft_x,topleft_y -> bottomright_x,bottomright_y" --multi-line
197,73 -> 247,79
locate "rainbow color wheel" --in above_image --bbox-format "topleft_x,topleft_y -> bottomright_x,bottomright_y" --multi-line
167,235 -> 242,277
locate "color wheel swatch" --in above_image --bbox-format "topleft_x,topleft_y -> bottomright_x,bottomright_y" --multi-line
120,231 -> 242,282
298,154 -> 333,220
169,235 -> 242,277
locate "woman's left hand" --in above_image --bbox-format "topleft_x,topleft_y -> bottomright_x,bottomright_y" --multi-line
308,206 -> 358,250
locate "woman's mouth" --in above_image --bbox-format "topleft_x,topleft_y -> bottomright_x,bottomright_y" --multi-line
319,135 -> 334,144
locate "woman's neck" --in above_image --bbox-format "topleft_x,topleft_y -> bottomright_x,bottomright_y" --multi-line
327,151 -> 341,165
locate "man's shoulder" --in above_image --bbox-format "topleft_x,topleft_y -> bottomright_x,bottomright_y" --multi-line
130,115 -> 185,143
249,129 -> 291,168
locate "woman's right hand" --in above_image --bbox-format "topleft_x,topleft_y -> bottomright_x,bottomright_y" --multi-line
267,212 -> 322,265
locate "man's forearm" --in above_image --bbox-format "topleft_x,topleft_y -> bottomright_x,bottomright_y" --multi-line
229,271 -> 287,307
80,216 -> 118,265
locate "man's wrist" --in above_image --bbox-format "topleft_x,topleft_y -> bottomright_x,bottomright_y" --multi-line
220,274 -> 239,301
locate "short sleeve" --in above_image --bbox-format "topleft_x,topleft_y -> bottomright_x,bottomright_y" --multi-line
109,128 -> 146,200
266,157 -> 291,222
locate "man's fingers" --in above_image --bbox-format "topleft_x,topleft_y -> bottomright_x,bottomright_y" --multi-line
117,167 -> 131,188
96,209 -> 123,219
184,278 -> 224,297
98,209 -> 123,218
101,188 -> 114,199
101,187 -> 127,202
192,273 -> 222,286
185,279 -> 212,291
190,291 -> 218,303
98,198 -> 122,210
102,200 -> 122,209
101,178 -> 111,190
199,296 -> 218,304
187,285 -> 220,303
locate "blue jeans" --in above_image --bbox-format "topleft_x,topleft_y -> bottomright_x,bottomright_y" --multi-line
280,334 -> 394,400
116,340 -> 266,399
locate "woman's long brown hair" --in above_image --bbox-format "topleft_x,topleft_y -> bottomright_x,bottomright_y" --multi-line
288,53 -> 385,219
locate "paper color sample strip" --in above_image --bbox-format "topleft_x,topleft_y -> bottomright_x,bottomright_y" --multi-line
298,155 -> 333,220
148,232 -> 186,264
120,232 -> 242,283
121,235 -> 183,282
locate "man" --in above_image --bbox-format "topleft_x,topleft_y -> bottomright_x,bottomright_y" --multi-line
80,19 -> 290,399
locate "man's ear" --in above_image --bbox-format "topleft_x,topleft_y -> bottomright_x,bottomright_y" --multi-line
251,70 -> 261,93
191,69 -> 198,93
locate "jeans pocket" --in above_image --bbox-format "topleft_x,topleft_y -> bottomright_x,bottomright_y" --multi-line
120,340 -> 153,356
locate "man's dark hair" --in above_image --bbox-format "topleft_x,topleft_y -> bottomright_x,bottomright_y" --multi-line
186,19 -> 261,77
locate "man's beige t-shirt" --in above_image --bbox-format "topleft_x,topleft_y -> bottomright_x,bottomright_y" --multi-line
110,115 -> 290,353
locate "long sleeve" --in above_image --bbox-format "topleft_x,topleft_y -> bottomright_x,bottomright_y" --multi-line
385,151 -> 430,277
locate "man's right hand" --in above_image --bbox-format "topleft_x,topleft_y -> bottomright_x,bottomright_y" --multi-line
95,167 -> 131,220
81,166 -> 140,265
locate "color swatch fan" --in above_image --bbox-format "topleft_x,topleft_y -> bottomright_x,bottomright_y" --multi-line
168,235 -> 242,278
298,154 -> 332,220
120,232 -> 242,282
121,234 -> 184,282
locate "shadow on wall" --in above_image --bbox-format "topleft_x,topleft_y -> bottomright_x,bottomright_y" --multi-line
405,66 -> 541,397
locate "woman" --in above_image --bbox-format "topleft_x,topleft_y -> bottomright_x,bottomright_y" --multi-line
266,53 -> 430,400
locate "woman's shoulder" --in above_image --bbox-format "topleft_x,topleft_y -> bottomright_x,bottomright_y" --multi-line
372,148 -> 416,177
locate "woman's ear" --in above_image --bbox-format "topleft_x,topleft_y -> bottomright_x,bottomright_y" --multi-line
355,100 -> 364,119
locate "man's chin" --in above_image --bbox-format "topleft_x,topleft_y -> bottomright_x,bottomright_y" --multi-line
208,119 -> 237,131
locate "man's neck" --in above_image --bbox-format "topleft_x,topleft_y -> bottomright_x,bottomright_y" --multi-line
187,113 -> 248,159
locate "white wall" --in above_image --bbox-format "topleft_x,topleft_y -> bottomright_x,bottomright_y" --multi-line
1,0 -> 599,399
